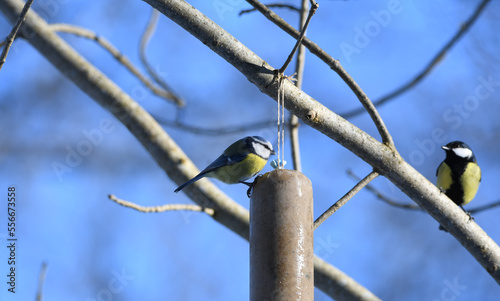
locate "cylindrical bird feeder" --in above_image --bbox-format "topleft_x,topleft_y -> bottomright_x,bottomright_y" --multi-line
250,169 -> 314,301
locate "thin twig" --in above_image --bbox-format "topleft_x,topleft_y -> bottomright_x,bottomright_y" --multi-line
289,0 -> 309,172
49,23 -> 183,105
277,0 -> 316,169
341,0 -> 492,119
360,176 -> 499,213
348,169 -> 500,214
314,171 -> 379,230
0,0 -> 34,71
469,201 -> 500,214
153,114 -> 276,136
278,0 -> 318,74
36,262 -> 48,301
289,116 -> 301,171
347,169 -> 421,211
364,183 -> 421,210
245,0 -> 395,146
109,194 -> 215,215
139,9 -> 184,106
239,3 -> 300,16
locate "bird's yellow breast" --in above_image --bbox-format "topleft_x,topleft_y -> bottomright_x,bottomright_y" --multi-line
210,153 -> 268,184
461,162 -> 481,205
436,162 -> 453,191
436,161 -> 481,206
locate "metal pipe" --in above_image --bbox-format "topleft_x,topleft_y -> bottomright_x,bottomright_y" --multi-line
250,169 -> 314,301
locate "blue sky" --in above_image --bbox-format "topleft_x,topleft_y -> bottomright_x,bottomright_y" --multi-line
1,0 -> 500,300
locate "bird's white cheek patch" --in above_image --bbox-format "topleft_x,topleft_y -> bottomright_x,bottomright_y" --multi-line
253,142 -> 271,159
453,147 -> 473,159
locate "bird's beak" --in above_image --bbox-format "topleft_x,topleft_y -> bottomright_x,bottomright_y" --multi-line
441,146 -> 449,150
271,150 -> 276,155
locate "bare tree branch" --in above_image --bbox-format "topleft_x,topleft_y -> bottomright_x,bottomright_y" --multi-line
153,114 -> 276,136
36,262 -> 48,301
348,169 -> 500,214
245,0 -> 395,147
49,23 -> 183,105
0,0 -> 33,71
139,9 -> 184,106
469,201 -> 500,214
278,0 -> 318,74
288,0 -> 310,172
314,171 -> 379,230
341,0 -> 492,119
239,3 -> 300,16
314,256 -> 378,301
109,194 -> 215,215
347,169 -> 421,211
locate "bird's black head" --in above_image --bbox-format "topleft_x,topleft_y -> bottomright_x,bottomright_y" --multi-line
442,141 -> 476,163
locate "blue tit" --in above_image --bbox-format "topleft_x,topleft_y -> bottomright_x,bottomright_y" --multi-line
174,136 -> 275,193
436,141 -> 481,209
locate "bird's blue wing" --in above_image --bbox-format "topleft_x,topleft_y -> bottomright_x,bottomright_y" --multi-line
174,153 -> 248,193
200,153 -> 247,174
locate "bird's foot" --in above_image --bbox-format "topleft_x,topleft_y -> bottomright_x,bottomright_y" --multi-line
240,176 -> 261,198
460,205 -> 475,221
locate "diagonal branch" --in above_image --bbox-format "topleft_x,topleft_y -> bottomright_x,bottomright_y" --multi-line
245,0 -> 395,147
288,0 -> 310,172
239,4 -> 300,16
109,194 -> 215,215
153,114 -> 276,136
347,169 -> 421,211
314,171 -> 379,230
341,0 -> 492,119
50,23 -> 183,105
469,201 -> 500,214
139,9 -> 184,106
278,0 -> 317,74
349,169 -> 500,214
0,0 -> 33,71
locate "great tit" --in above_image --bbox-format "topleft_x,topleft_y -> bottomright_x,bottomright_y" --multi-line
174,136 -> 275,193
436,141 -> 481,210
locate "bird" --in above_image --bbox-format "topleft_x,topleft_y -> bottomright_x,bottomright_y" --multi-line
174,136 -> 275,193
436,141 -> 481,211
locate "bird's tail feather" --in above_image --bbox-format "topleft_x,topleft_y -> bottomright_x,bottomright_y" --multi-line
174,173 -> 206,193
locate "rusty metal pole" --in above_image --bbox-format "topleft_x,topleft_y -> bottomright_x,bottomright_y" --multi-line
250,169 -> 314,301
